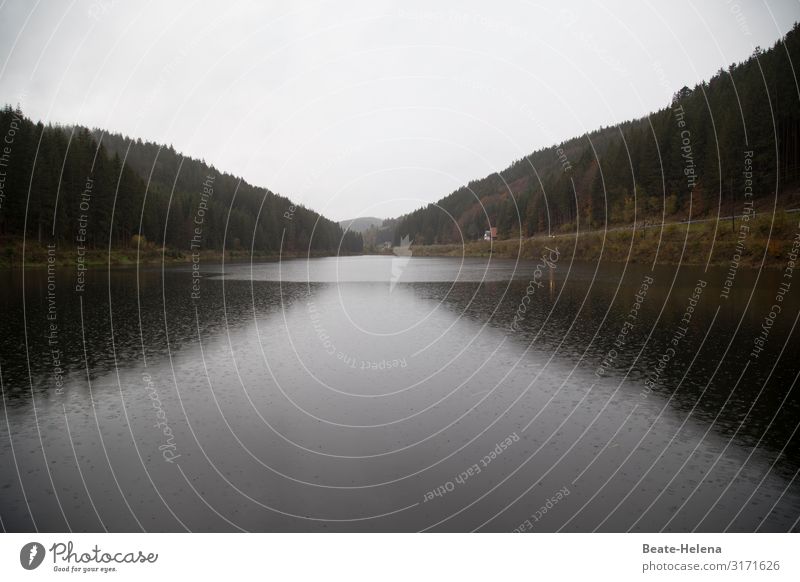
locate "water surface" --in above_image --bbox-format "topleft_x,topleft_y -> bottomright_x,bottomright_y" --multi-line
1,255 -> 798,531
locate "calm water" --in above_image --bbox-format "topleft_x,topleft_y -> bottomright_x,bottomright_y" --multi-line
1,255 -> 798,532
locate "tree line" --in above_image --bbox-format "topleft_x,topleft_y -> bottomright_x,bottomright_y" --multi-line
396,23 -> 800,245
0,109 -> 363,255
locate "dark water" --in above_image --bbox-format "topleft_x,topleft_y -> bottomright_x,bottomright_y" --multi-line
1,255 -> 798,532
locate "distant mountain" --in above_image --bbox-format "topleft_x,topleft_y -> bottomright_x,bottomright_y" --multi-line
394,23 -> 800,245
339,216 -> 384,234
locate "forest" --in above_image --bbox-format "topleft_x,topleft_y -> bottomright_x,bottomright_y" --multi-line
395,23 -> 800,246
4,24 -> 800,259
0,110 -> 363,259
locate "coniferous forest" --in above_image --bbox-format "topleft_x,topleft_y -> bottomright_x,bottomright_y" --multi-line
0,111 -> 363,259
3,25 -> 800,259
395,23 -> 800,246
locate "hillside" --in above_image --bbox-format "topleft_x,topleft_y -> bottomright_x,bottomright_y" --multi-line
394,23 -> 800,250
0,111 -> 362,265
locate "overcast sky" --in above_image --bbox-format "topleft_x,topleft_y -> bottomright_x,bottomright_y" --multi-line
1,0 -> 798,221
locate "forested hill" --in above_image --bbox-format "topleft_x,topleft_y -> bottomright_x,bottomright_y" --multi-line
396,23 -> 800,246
0,110 -> 362,255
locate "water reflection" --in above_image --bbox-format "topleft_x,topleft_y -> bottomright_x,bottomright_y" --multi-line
0,256 -> 798,532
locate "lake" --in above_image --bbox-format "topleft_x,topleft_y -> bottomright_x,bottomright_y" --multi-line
1,255 -> 798,532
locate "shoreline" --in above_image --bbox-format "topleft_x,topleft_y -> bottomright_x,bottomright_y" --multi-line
407,211 -> 800,270
0,242 -> 350,269
3,210 -> 799,270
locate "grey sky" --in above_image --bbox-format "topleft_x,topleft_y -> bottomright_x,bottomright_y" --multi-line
1,0 -> 798,221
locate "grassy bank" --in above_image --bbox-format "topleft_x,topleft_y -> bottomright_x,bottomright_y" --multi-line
0,237 -> 337,268
410,211 -> 800,269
